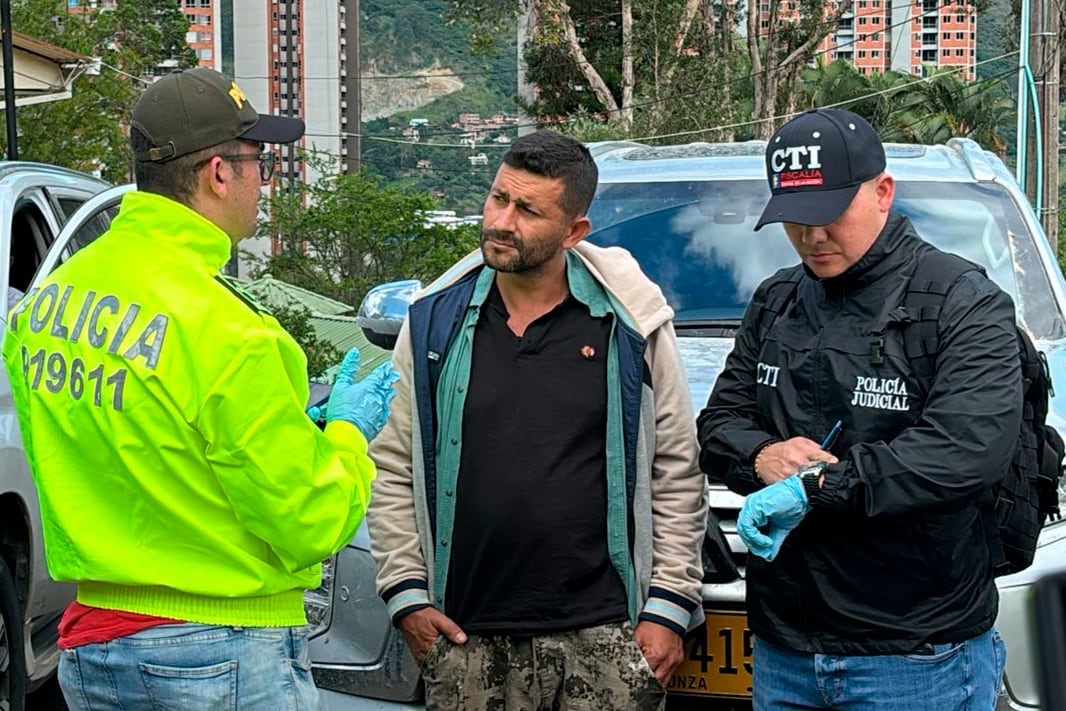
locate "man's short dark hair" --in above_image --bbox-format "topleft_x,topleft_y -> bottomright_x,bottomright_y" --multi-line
131,127 -> 244,205
502,131 -> 598,217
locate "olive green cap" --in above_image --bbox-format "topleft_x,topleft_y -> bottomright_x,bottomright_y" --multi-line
131,68 -> 304,163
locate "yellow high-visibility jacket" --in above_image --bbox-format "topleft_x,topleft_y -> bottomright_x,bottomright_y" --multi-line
2,190 -> 374,627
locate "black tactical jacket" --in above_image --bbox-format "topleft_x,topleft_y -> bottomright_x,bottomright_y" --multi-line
697,212 -> 1022,655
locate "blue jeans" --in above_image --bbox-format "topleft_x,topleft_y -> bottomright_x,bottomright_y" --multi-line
752,628 -> 1006,710
58,623 -> 320,711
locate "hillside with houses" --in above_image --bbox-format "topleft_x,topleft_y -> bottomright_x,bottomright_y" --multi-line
360,0 -> 520,215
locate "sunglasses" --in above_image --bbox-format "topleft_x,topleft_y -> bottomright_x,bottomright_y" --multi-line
197,151 -> 279,183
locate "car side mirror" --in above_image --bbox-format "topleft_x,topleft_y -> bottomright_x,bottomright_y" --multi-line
356,279 -> 422,351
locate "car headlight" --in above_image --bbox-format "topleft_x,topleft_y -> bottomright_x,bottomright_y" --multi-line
303,555 -> 336,638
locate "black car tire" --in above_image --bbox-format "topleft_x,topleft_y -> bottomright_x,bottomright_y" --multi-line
0,558 -> 26,711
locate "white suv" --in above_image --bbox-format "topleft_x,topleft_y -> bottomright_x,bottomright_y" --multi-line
292,138 -> 1066,711
0,162 -> 112,709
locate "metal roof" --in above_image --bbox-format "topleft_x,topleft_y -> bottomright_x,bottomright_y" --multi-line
0,31 -> 96,109
12,30 -> 88,63
240,274 -> 390,383
244,274 -> 355,316
308,313 -> 390,383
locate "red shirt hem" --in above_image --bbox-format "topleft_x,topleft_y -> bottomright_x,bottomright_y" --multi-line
58,600 -> 182,649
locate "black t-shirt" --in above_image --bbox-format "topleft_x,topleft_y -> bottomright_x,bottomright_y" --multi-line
444,283 -> 629,634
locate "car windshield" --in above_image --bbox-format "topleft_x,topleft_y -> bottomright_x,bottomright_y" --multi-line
587,179 -> 1066,340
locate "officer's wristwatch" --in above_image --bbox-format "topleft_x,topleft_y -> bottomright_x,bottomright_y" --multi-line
797,460 -> 828,499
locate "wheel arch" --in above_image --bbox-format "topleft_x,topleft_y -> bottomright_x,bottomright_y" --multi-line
0,492 -> 31,612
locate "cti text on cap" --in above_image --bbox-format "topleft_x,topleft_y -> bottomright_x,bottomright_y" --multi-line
755,108 -> 886,231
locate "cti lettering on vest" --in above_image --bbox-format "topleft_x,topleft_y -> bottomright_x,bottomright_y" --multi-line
756,362 -> 781,388
10,284 -> 169,369
850,375 -> 910,412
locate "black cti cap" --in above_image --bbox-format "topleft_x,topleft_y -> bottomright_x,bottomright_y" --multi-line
131,68 -> 305,163
755,108 -> 886,231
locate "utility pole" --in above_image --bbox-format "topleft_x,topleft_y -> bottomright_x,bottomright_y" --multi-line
1035,0 -> 1059,250
2,0 -> 18,160
516,0 -> 535,137
1022,0 -> 1060,250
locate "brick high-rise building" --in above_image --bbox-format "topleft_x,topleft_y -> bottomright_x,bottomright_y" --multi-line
184,2 -> 215,67
761,0 -> 976,81
891,0 -> 976,80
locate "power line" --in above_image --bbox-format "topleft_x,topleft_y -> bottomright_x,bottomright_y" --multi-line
301,66 -> 1019,196
285,1 -> 1002,150
352,0 -> 982,144
628,51 -> 1019,142
237,67 -> 518,81
302,48 -> 1016,150
241,0 -> 984,151
96,60 -> 154,86
599,0 -> 980,123
243,1 -> 967,90
325,50 -> 1016,149
350,73 -> 1018,203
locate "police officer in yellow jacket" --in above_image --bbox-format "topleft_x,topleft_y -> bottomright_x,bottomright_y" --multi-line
2,68 -> 397,710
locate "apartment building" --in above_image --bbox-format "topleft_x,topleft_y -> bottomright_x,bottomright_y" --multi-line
760,0 -> 976,80
185,1 -> 214,67
891,0 -> 976,80
172,0 -> 360,274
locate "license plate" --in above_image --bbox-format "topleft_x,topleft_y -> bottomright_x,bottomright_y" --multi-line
666,609 -> 752,698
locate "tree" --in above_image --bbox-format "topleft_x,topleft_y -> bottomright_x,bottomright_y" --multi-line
255,151 -> 480,308
899,70 -> 1015,154
798,59 -> 871,112
270,305 -> 342,380
8,0 -> 197,182
798,64 -> 1015,154
798,61 -> 920,135
450,0 -> 747,138
1059,196 -> 1066,273
557,107 -> 628,142
748,0 -> 850,138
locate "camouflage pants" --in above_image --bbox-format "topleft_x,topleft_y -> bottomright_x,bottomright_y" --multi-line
421,620 -> 666,711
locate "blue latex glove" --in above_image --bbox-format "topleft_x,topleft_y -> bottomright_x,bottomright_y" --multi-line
324,348 -> 400,441
737,475 -> 810,561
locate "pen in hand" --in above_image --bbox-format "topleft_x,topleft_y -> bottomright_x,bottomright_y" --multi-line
821,420 -> 844,451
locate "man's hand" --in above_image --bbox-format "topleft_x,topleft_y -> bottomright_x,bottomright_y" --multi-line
755,437 -> 838,484
398,607 -> 467,666
324,348 -> 400,440
634,621 -> 684,685
737,475 -> 810,561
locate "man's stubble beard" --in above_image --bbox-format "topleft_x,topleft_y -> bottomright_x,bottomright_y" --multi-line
480,228 -> 562,274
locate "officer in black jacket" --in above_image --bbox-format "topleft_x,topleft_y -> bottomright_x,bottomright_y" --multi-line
697,109 -> 1020,710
